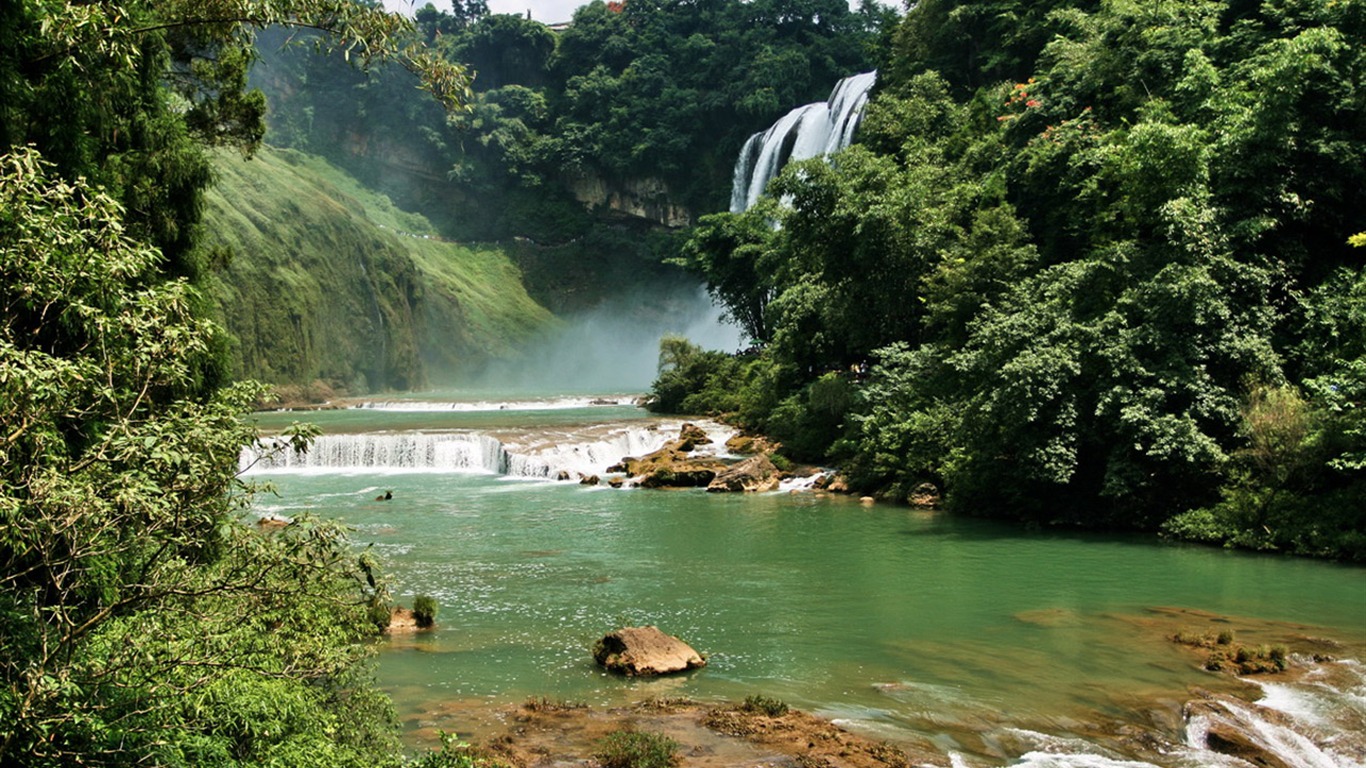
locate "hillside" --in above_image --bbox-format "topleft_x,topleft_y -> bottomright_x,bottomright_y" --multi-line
203,146 -> 554,394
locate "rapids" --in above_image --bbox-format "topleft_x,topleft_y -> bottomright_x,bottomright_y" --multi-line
243,394 -> 1366,768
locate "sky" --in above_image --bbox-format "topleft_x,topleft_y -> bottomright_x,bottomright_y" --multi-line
382,0 -> 582,24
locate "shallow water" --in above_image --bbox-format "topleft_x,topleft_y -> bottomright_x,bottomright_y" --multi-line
244,395 -> 1366,766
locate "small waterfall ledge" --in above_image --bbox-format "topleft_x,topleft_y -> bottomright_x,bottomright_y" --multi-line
730,71 -> 877,213
239,420 -> 734,481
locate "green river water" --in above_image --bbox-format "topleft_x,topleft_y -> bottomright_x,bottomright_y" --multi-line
246,397 -> 1366,766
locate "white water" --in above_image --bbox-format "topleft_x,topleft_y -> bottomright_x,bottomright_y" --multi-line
354,396 -> 636,413
730,70 -> 877,212
240,419 -> 734,480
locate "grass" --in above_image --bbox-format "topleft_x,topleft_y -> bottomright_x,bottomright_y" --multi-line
593,729 -> 679,768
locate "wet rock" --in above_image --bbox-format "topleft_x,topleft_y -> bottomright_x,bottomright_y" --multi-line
724,433 -> 780,455
613,424 -> 726,488
908,482 -> 941,508
815,474 -> 851,494
579,474 -> 600,486
555,470 -> 572,481
707,454 -> 781,493
676,422 -> 713,451
593,626 -> 706,676
1185,694 -> 1298,768
607,477 -> 625,488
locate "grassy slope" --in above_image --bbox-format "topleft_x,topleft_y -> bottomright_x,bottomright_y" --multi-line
203,146 -> 554,391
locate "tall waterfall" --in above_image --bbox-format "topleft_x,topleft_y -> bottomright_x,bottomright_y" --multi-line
730,70 -> 877,213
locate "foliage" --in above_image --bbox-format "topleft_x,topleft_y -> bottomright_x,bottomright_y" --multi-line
413,595 -> 439,628
593,729 -> 680,768
409,731 -> 509,768
646,335 -> 743,415
0,146 -> 400,766
253,0 -> 886,239
660,0 -> 1366,556
202,146 -> 553,389
741,695 -> 789,717
1,0 -> 469,278
1,3 -> 470,763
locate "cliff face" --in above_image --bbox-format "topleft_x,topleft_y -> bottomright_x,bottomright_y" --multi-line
564,173 -> 694,228
202,146 -> 554,393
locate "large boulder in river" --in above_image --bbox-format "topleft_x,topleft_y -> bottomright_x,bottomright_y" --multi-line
593,626 -> 707,676
707,454 -> 781,493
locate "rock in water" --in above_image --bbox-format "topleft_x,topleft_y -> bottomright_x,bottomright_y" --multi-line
676,422 -> 712,451
707,454 -> 781,493
593,626 -> 707,676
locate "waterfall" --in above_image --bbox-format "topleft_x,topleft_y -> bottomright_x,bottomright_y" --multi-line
239,420 -> 733,480
242,432 -> 513,475
730,70 -> 877,213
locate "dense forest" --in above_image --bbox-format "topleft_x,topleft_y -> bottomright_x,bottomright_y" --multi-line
254,0 -> 887,240
658,0 -> 1366,560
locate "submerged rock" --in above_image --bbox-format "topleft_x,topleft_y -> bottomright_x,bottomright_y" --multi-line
593,626 -> 706,676
707,454 -> 781,493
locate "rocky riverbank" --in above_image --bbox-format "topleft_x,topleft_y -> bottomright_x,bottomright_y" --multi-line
424,697 -> 939,768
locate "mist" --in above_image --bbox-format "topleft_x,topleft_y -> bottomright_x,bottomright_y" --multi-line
457,283 -> 743,395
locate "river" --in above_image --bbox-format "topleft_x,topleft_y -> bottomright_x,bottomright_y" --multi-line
243,393 -> 1366,768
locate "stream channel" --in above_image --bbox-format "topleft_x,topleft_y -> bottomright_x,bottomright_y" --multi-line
243,392 -> 1366,768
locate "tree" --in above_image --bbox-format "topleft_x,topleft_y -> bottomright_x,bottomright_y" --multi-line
0,147 -> 401,766
1,2 -> 471,763
1,0 -> 471,278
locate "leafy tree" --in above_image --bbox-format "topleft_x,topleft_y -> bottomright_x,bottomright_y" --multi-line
1,0 -> 470,277
0,147 -> 397,766
1,2 -> 472,762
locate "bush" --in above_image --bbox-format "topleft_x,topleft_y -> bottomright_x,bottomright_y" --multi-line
741,695 -> 789,717
593,729 -> 679,768
413,595 -> 439,628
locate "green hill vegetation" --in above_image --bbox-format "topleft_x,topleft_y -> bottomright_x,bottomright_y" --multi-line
204,146 -> 554,395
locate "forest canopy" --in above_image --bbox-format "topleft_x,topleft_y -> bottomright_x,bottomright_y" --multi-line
662,0 -> 1366,560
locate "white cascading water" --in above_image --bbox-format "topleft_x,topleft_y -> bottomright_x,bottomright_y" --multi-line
239,420 -> 734,480
730,70 -> 877,213
243,432 -> 512,475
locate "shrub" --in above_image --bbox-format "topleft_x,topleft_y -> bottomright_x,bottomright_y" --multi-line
413,595 -> 439,628
593,729 -> 680,768
741,695 -> 789,717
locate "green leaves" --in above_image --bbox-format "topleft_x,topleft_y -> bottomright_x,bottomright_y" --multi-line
1,147 -> 400,765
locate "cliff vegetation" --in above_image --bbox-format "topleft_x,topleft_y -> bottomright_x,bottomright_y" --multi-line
204,145 -> 554,396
